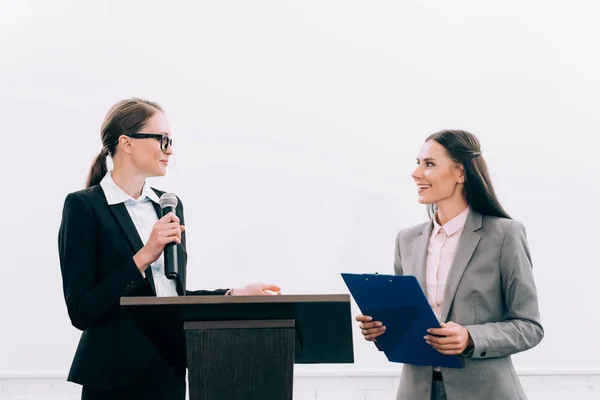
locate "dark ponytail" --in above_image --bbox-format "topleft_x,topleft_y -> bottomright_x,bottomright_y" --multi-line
85,98 -> 164,188
86,148 -> 109,188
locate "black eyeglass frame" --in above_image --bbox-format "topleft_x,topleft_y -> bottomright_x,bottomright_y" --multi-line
123,133 -> 172,151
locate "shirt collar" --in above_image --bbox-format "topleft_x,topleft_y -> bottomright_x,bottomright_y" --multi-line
432,206 -> 470,237
99,171 -> 160,205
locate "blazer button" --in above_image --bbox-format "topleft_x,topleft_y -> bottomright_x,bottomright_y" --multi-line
481,352 -> 487,357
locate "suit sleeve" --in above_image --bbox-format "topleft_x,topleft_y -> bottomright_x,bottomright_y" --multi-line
58,193 -> 145,331
464,220 -> 544,358
175,196 -> 228,296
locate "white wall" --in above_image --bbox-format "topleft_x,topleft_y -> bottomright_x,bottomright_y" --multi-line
1,0 -> 599,396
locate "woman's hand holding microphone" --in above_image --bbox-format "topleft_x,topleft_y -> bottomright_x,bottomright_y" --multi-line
133,212 -> 184,272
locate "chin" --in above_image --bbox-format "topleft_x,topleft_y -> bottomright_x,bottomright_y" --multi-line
155,165 -> 168,176
146,170 -> 166,178
417,195 -> 435,205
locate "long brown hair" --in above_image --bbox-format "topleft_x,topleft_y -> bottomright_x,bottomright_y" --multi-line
86,98 -> 164,188
426,129 -> 511,220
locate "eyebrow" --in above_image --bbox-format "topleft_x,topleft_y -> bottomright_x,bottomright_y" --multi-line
417,157 -> 436,162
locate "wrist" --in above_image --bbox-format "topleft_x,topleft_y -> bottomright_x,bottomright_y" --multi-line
462,332 -> 474,357
133,250 -> 151,272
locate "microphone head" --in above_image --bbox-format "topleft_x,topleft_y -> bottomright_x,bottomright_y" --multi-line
159,192 -> 178,209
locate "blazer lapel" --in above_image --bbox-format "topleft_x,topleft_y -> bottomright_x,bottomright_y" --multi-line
440,210 -> 483,322
411,222 -> 432,293
151,202 -> 161,222
108,203 -> 157,295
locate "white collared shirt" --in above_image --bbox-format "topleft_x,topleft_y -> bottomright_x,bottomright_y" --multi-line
100,171 -> 179,297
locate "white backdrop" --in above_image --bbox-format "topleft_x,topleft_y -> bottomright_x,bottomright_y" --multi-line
0,0 -> 598,377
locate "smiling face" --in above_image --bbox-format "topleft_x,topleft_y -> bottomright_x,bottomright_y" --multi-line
411,139 -> 466,206
120,111 -> 173,178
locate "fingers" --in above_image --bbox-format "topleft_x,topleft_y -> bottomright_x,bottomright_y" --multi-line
237,283 -> 283,296
257,289 -> 280,295
429,342 -> 462,351
363,327 -> 386,341
160,212 -> 180,224
360,325 -> 386,336
355,315 -> 386,341
429,343 -> 463,355
155,222 -> 184,242
159,227 -> 182,238
158,235 -> 181,245
425,334 -> 460,345
427,327 -> 453,337
248,283 -> 281,295
158,222 -> 181,231
426,321 -> 465,354
261,284 -> 281,292
359,321 -> 383,330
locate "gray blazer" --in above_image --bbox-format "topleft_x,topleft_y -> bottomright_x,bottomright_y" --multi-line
393,210 -> 543,400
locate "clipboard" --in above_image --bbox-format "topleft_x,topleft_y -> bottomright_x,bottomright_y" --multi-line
341,273 -> 462,368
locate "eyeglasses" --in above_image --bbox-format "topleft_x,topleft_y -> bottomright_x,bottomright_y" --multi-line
124,133 -> 172,152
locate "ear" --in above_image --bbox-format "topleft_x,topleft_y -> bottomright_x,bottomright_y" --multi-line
454,164 -> 465,184
117,135 -> 133,155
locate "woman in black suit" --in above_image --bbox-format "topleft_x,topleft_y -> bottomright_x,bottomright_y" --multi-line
58,98 -> 280,400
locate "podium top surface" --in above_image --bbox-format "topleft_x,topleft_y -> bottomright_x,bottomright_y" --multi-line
120,294 -> 349,306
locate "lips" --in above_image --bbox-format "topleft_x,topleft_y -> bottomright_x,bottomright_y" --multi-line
417,184 -> 431,193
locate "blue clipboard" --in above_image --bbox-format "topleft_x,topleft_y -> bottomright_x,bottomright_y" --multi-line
341,273 -> 462,368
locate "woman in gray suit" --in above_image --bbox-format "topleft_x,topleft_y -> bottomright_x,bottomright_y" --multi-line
356,130 -> 543,400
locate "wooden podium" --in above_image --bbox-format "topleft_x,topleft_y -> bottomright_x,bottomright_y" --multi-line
120,294 -> 354,400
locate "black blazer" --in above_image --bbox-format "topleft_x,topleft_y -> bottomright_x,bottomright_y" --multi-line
58,185 -> 227,391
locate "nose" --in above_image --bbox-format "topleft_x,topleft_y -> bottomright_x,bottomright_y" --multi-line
164,144 -> 174,155
411,164 -> 423,180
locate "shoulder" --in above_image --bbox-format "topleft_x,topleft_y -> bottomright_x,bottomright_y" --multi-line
59,187 -> 106,230
480,215 -> 528,248
482,215 -> 526,236
62,186 -> 105,211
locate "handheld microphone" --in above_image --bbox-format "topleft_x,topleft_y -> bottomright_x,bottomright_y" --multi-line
159,192 -> 179,280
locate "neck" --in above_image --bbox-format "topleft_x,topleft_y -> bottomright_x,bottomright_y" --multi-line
435,198 -> 469,225
110,165 -> 147,199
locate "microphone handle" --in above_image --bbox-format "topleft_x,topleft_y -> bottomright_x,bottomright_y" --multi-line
162,205 -> 179,279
